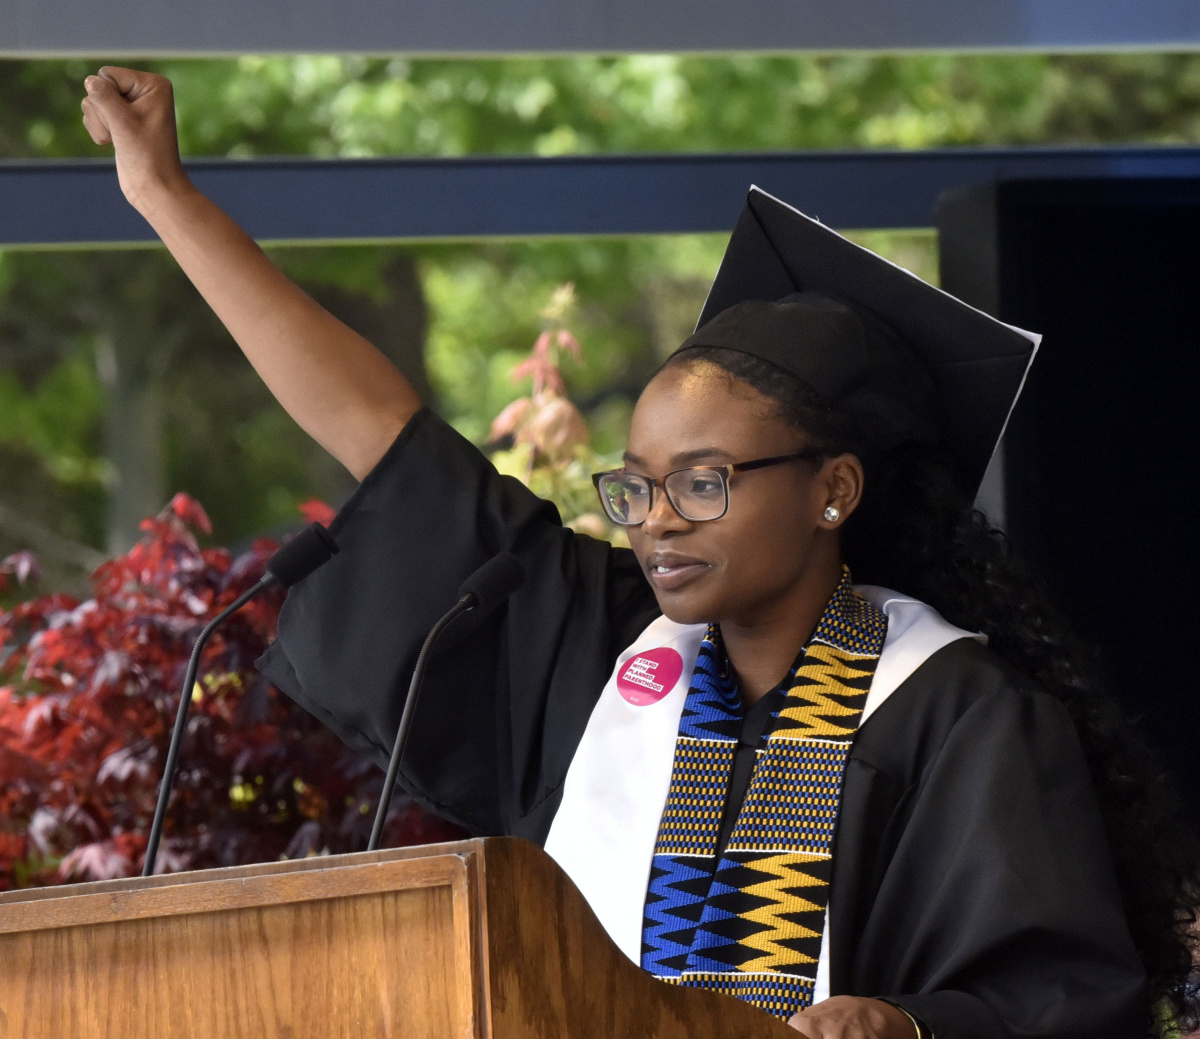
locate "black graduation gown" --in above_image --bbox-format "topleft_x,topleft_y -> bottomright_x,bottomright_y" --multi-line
258,408 -> 1147,1038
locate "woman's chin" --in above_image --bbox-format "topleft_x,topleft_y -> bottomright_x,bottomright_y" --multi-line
654,589 -> 717,627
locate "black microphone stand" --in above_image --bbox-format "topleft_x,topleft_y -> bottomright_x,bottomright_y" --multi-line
141,520 -> 338,878
142,573 -> 277,877
367,551 -> 524,852
367,595 -> 473,852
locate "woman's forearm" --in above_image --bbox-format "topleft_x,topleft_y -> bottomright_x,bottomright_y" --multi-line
82,66 -> 421,481
138,180 -> 421,480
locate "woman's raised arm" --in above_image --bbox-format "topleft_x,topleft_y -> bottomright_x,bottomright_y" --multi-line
80,66 -> 422,480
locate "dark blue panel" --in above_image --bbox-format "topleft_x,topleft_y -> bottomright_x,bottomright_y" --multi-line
3,148 -> 1200,247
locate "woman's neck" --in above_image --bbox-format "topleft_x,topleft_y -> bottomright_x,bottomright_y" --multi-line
719,553 -> 845,706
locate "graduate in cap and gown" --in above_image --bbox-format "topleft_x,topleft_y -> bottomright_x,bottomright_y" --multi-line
81,67 -> 1200,1039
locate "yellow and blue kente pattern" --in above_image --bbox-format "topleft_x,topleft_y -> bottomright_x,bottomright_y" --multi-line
641,567 -> 886,1020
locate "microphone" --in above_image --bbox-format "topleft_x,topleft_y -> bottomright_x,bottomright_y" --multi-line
368,552 -> 525,851
142,522 -> 339,877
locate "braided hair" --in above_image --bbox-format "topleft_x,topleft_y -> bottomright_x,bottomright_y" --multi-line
666,345 -> 1200,1031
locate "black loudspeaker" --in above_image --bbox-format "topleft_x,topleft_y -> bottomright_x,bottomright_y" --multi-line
940,179 -> 1200,819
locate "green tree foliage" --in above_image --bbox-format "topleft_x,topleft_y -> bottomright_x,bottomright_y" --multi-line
6,53 -> 1200,160
0,52 -> 1198,577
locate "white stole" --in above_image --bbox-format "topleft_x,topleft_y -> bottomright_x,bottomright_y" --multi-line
543,587 -> 984,1003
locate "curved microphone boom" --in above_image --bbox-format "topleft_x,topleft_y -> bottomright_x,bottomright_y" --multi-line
142,522 -> 339,877
368,552 -> 525,851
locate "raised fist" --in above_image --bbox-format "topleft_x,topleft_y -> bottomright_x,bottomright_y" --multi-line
81,67 -> 189,210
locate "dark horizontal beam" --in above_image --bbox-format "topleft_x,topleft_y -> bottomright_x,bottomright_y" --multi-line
3,147 -> 1200,247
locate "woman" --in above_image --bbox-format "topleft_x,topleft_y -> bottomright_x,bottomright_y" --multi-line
80,67 -> 1197,1038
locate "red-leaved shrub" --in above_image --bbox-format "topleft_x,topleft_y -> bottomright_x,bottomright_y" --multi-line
0,494 -> 463,889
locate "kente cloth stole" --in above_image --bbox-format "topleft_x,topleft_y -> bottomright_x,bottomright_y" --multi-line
640,568 -> 887,1020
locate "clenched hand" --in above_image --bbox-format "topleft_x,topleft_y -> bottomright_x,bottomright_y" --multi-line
81,66 -> 190,212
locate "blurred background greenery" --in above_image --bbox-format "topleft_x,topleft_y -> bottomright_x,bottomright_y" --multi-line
1,52 -> 1199,592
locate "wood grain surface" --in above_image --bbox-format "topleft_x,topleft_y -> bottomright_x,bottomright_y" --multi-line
0,844 -> 482,1039
0,836 -> 793,1039
481,837 -> 795,1039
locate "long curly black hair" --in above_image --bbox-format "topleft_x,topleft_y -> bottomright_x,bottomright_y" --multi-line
668,345 -> 1200,1032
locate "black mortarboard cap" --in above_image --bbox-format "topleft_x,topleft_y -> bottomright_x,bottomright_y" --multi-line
676,187 -> 1040,497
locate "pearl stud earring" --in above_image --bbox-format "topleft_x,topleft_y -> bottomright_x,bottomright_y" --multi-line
823,506 -> 840,522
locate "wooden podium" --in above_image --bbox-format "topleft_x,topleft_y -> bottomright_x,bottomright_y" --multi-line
0,837 -> 793,1038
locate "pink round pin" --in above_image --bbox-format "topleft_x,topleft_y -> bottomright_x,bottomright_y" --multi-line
616,647 -> 684,706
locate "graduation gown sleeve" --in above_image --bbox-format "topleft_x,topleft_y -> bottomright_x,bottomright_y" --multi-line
256,408 -> 660,840
830,639 -> 1147,1038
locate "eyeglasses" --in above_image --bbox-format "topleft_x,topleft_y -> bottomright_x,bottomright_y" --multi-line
592,449 -> 825,527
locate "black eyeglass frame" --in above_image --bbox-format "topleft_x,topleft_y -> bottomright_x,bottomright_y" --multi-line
591,448 -> 827,526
